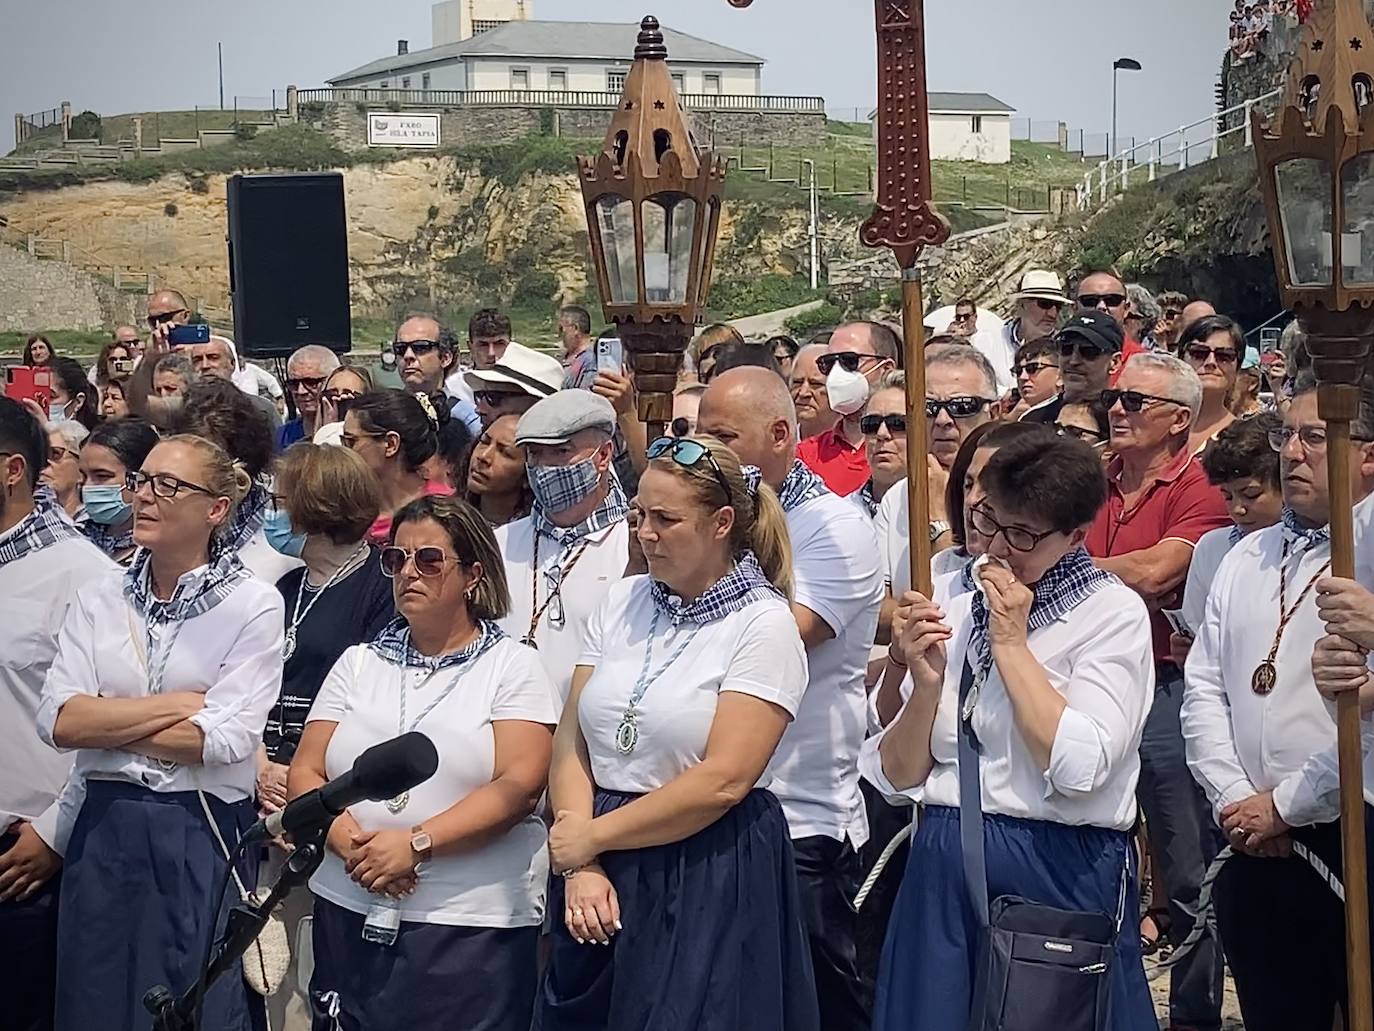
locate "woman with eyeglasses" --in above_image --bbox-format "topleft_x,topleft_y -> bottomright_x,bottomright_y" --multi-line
541,435 -> 818,1031
78,418 -> 160,566
767,335 -> 801,382
465,413 -> 534,528
1177,314 -> 1242,456
291,495 -> 556,1031
39,434 -> 285,1031
312,365 -> 374,445
40,420 -> 89,520
343,390 -> 455,546
861,434 -> 1157,1031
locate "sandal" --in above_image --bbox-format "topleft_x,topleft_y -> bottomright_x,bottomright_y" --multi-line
1139,909 -> 1172,957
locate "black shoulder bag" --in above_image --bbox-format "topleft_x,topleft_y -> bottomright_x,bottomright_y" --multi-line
957,658 -> 1124,1031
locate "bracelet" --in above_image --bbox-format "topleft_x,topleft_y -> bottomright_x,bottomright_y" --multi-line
561,865 -> 588,879
886,651 -> 908,669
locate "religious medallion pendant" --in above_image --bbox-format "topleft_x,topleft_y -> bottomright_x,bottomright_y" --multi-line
614,708 -> 640,755
1251,660 -> 1278,696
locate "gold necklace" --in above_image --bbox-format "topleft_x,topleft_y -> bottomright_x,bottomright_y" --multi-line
1252,537 -> 1329,696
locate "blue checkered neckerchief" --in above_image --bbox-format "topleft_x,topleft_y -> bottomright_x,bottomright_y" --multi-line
369,617 -> 507,670
854,480 -> 878,518
531,473 -> 629,549
1281,507 -> 1331,553
123,545 -> 251,625
1229,523 -> 1245,546
83,519 -> 137,561
778,460 -> 830,513
649,550 -> 783,627
221,476 -> 271,555
968,547 -> 1118,680
958,552 -> 977,595
0,488 -> 83,570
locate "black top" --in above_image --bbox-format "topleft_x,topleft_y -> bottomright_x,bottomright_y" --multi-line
265,551 -> 395,763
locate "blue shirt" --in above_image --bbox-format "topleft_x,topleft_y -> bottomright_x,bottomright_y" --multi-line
449,395 -> 481,437
276,418 -> 306,450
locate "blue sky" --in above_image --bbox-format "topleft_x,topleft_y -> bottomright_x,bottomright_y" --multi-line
1,0 -> 1231,153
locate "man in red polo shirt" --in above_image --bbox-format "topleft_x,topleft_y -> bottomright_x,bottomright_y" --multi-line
1086,351 -> 1230,1031
798,321 -> 900,496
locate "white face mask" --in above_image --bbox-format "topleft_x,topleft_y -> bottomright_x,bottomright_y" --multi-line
826,364 -> 871,417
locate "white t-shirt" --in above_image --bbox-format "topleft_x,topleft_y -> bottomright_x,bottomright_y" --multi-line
771,493 -> 884,845
1179,525 -> 1241,636
497,516 -> 630,702
307,637 -> 559,928
577,577 -> 807,794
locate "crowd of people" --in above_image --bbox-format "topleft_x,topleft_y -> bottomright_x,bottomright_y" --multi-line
1,266 -> 1371,1031
1229,0 -> 1310,59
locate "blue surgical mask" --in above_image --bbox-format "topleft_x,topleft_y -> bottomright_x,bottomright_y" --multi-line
527,458 -> 601,515
81,484 -> 132,526
48,400 -> 70,423
263,507 -> 307,557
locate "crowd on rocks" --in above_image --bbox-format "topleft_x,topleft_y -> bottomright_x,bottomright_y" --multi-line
1,268 -> 1371,1031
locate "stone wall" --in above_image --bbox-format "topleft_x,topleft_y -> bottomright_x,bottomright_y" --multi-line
0,241 -> 142,332
313,101 -> 827,152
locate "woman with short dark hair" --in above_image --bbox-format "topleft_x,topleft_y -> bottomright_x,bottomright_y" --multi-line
864,434 -> 1156,1031
79,418 -> 160,565
291,494 -> 556,1031
344,390 -> 454,545
1177,314 -> 1244,455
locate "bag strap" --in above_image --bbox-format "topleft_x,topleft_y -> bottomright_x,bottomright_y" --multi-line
956,657 -> 991,929
197,790 -> 250,901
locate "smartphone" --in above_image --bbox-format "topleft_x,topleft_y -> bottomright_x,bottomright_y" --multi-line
168,323 -> 211,347
1162,608 -> 1194,640
4,366 -> 54,409
596,335 -> 624,373
110,357 -> 135,378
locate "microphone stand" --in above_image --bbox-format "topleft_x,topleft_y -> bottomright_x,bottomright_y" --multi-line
144,828 -> 328,1031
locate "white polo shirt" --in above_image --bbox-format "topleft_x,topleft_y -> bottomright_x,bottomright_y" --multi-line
308,638 -> 558,927
497,516 -> 629,703
577,576 -> 808,793
0,531 -> 113,845
771,492 -> 884,846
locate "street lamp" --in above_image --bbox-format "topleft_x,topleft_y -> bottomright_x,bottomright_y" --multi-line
1252,2 -> 1374,1027
577,15 -> 727,436
1112,57 -> 1142,159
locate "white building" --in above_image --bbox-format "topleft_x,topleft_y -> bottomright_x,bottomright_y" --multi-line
432,0 -> 533,46
871,92 -> 1015,164
329,14 -> 764,97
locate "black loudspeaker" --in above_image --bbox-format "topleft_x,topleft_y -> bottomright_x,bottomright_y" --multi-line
227,172 -> 351,359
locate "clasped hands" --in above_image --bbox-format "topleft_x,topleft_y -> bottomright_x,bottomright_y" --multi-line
550,810 -> 621,946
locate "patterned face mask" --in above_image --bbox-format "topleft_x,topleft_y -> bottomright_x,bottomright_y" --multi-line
527,457 -> 601,515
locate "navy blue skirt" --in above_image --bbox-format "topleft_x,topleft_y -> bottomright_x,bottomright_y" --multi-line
54,780 -> 260,1031
874,805 -> 1156,1031
308,898 -> 539,1031
541,787 -> 819,1031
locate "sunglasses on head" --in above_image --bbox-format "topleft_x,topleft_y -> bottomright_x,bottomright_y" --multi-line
1100,388 -> 1184,413
1058,338 -> 1108,361
1013,360 -> 1058,377
1078,293 -> 1127,310
646,436 -> 733,506
861,413 -> 907,435
1184,344 -> 1238,365
379,545 -> 461,578
391,339 -> 444,358
817,352 -> 883,375
925,396 -> 991,420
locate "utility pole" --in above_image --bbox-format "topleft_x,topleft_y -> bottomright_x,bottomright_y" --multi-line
218,42 -> 225,111
803,158 -> 819,291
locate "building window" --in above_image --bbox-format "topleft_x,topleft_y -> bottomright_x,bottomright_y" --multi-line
702,73 -> 722,95
549,69 -> 568,92
380,80 -> 390,89
607,70 -> 628,93
511,68 -> 530,90
422,72 -> 431,90
971,115 -> 984,133
401,76 -> 411,89
671,73 -> 685,93
473,19 -> 505,34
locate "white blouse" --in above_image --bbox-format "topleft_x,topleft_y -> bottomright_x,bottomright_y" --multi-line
860,582 -> 1155,831
307,638 -> 559,927
38,564 -> 285,811
577,576 -> 808,795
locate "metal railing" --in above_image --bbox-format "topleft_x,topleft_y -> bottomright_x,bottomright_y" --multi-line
297,87 -> 824,113
1076,87 -> 1282,211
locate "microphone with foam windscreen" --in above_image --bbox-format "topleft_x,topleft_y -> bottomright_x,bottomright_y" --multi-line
244,731 -> 439,844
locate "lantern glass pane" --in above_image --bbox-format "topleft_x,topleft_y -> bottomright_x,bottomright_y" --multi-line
1342,154 -> 1374,285
1274,157 -> 1333,287
641,193 -> 698,304
594,194 -> 638,304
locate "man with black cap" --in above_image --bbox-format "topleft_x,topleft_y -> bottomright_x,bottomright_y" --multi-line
497,390 -> 630,701
463,341 -> 565,428
1023,309 -> 1124,425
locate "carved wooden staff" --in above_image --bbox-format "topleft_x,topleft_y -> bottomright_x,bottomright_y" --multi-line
725,0 -> 949,596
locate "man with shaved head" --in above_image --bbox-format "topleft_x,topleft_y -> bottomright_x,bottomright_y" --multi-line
797,321 -> 900,497
699,366 -> 884,1031
277,344 -> 342,447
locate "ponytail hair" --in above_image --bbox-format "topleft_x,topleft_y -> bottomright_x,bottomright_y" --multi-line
648,434 -> 794,601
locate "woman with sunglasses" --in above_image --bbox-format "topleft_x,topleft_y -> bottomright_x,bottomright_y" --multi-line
1177,315 -> 1242,456
312,365 -> 374,445
343,390 -> 454,546
39,434 -> 285,1031
767,334 -> 801,382
1055,398 -> 1112,450
465,413 -> 534,527
854,371 -> 908,518
862,434 -> 1157,1031
78,417 -> 160,566
291,495 -> 556,1031
542,435 -> 818,1031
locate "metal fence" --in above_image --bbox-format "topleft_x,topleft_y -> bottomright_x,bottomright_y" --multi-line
297,87 -> 824,113
16,106 -> 62,144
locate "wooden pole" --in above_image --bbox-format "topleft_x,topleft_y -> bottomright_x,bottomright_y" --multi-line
902,265 -> 933,597
1319,382 -> 1374,1031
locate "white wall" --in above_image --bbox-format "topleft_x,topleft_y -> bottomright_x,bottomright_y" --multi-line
465,57 -> 760,94
927,112 -> 1011,164
354,62 -> 469,91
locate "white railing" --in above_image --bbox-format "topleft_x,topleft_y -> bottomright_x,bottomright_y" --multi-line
1075,87 -> 1282,211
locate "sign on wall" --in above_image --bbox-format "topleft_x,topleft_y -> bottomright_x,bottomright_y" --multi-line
367,113 -> 441,148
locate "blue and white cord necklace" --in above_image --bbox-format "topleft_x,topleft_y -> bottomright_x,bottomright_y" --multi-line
615,608 -> 702,755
